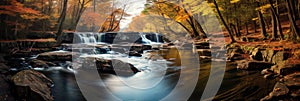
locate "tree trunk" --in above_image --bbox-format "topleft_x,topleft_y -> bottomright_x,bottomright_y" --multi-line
258,10 -> 268,39
213,0 -> 236,43
286,0 -> 300,40
254,21 -> 257,33
271,10 -> 278,40
57,0 -> 68,40
230,23 -> 237,37
269,0 -> 284,40
235,18 -> 241,37
245,22 -> 249,35
14,18 -> 18,39
276,0 -> 284,40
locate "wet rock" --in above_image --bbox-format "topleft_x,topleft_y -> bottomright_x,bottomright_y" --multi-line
261,68 -> 273,75
237,60 -> 274,70
127,51 -> 142,57
228,53 -> 244,61
11,70 -> 53,101
261,82 -> 289,101
261,68 -> 276,79
283,72 -> 300,87
142,51 -> 164,61
29,59 -> 56,68
80,57 -> 140,76
271,64 -> 300,75
263,74 -> 275,79
5,58 -> 32,71
37,51 -> 78,61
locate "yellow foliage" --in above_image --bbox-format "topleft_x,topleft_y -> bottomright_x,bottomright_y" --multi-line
252,17 -> 258,21
230,0 -> 240,4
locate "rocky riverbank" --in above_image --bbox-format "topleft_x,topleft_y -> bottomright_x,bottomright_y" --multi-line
0,54 -> 54,101
226,43 -> 300,100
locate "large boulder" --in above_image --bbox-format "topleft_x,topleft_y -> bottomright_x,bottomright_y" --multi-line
237,60 -> 274,70
261,82 -> 289,101
29,59 -> 56,68
11,70 -> 53,101
250,48 -> 264,61
80,57 -> 140,76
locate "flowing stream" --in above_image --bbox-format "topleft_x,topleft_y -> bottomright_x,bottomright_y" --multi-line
38,48 -> 276,101
36,32 -> 277,100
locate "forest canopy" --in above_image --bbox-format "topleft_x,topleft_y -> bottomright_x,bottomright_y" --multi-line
0,0 -> 300,43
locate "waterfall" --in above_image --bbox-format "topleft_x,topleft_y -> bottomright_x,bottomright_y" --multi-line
73,32 -> 98,44
69,32 -> 164,44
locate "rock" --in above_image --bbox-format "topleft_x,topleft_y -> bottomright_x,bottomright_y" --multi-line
261,68 -> 276,79
290,89 -> 300,97
80,57 -> 140,76
142,51 -> 164,61
127,51 -> 142,57
11,70 -> 53,101
271,82 -> 289,96
228,53 -> 244,61
271,51 -> 290,64
250,48 -> 263,61
261,68 -> 273,75
237,60 -> 274,70
37,51 -> 78,61
29,59 -> 56,68
261,82 -> 289,101
283,72 -> 300,87
271,64 -> 300,75
263,74 -> 274,79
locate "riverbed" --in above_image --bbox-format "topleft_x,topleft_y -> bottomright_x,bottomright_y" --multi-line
37,47 -> 276,101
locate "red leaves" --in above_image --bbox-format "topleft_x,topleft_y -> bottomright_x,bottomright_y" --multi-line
0,0 -> 41,16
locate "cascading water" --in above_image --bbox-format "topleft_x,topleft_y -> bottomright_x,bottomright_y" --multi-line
73,32 -> 98,44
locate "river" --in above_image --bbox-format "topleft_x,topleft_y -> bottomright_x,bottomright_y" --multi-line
40,47 -> 276,101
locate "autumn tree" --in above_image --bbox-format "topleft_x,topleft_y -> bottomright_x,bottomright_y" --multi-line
99,8 -> 129,32
143,0 -> 207,39
285,0 -> 300,41
0,0 -> 49,39
212,0 -> 236,43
